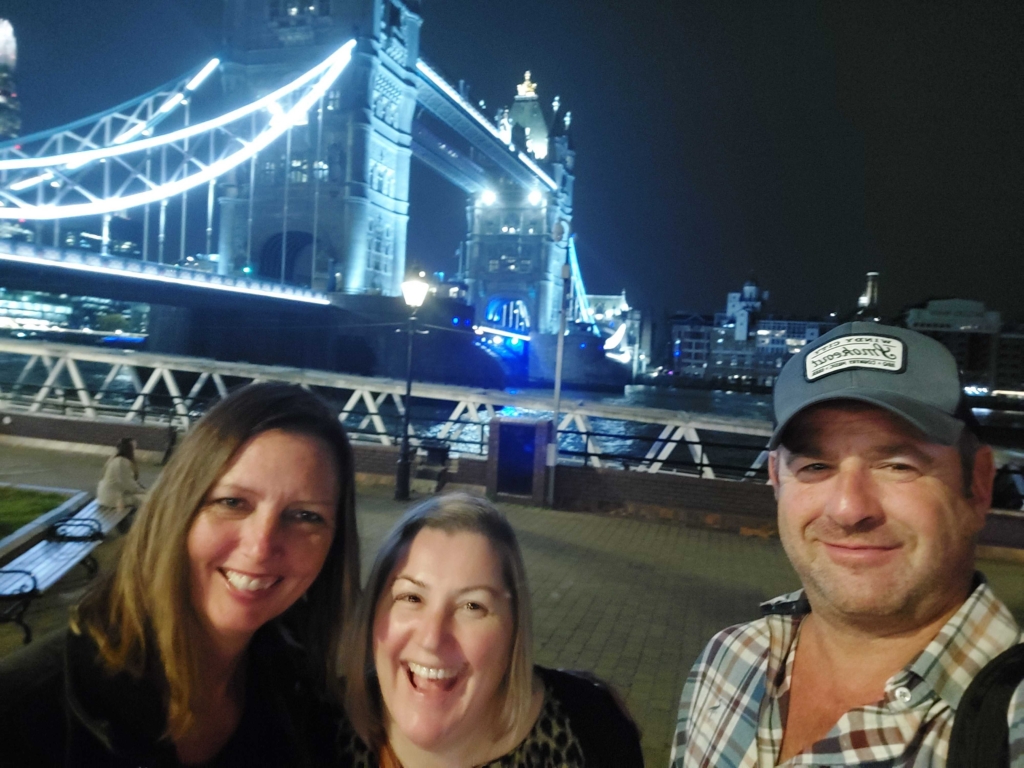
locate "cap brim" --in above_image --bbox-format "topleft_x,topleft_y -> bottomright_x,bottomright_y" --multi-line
769,388 -> 965,449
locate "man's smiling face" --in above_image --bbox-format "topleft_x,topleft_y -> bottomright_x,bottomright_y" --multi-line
770,402 -> 993,631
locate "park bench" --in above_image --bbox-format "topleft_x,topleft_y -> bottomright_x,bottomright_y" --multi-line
0,497 -> 131,644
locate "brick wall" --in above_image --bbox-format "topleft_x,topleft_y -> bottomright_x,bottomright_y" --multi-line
0,412 -> 174,454
351,443 -> 488,488
554,465 -> 778,536
979,511 -> 1024,549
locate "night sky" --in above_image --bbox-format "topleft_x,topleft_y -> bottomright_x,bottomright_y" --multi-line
4,1 -> 1024,323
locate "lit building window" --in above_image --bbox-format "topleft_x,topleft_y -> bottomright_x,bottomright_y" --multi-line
270,1 -> 330,20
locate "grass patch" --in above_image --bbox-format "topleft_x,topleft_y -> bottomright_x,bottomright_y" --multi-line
0,487 -> 70,538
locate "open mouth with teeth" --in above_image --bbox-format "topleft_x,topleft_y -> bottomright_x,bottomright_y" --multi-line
405,661 -> 462,692
219,568 -> 281,593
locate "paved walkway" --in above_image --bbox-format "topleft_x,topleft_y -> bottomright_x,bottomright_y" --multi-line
2,443 -> 1023,767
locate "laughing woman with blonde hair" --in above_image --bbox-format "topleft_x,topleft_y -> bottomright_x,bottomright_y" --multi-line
0,383 -> 360,766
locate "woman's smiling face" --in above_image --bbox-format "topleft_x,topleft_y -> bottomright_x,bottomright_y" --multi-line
372,528 -> 514,756
186,429 -> 339,647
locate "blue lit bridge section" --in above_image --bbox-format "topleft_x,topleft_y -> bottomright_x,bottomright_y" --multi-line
0,239 -> 328,305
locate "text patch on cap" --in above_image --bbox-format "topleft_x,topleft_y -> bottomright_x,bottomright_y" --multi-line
804,334 -> 906,381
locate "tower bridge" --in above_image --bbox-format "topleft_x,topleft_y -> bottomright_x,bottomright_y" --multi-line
0,1 -> 626,386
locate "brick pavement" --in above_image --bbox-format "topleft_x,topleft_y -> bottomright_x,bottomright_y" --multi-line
2,444 -> 1024,766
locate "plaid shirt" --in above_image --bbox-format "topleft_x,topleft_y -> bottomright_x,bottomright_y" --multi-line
671,576 -> 1024,767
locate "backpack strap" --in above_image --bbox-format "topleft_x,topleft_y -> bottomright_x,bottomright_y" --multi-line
948,643 -> 1024,768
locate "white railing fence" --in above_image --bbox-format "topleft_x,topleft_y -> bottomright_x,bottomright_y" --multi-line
0,339 -> 773,479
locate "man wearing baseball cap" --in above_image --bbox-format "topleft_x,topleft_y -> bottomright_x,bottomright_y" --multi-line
670,322 -> 1024,767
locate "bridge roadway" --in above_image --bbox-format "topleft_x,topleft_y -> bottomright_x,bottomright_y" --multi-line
2,442 -> 1024,767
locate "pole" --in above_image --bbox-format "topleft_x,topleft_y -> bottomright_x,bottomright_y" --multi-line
142,153 -> 151,261
158,146 -> 167,264
395,312 -> 416,501
311,94 -> 324,285
246,112 -> 257,275
281,125 -> 292,284
545,252 -> 571,507
180,100 -> 190,266
205,136 -> 215,259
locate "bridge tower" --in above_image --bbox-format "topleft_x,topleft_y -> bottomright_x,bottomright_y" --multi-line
464,74 -> 574,335
0,19 -> 21,140
220,0 -> 421,295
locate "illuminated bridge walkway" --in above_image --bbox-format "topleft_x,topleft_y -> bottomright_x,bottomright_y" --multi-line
0,238 -> 329,307
2,443 -> 1023,767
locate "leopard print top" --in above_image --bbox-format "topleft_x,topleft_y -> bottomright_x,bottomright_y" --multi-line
341,683 -> 586,768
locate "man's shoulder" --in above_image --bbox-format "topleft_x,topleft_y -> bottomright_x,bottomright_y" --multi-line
693,589 -> 804,668
696,619 -> 771,668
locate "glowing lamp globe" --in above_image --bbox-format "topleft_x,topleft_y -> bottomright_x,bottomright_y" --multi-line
401,278 -> 429,308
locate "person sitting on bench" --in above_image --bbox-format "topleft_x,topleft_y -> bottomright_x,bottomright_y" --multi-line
96,437 -> 146,514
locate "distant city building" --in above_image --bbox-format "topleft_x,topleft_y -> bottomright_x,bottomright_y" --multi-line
901,297 -> 1024,391
904,298 -> 1001,387
669,313 -> 713,377
0,288 -> 146,336
995,330 -> 1024,392
0,19 -> 20,139
0,220 -> 34,244
669,279 -> 834,386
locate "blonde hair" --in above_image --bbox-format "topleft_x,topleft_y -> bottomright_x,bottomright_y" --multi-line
344,493 -> 534,751
74,383 -> 360,739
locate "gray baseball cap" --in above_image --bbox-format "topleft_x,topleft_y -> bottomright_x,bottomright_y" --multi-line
770,321 -> 965,449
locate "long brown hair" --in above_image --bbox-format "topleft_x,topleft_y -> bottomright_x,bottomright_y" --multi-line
75,383 -> 361,738
113,437 -> 139,479
344,493 -> 534,751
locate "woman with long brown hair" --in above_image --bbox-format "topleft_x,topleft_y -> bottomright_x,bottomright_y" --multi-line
96,436 -> 146,513
0,382 -> 361,766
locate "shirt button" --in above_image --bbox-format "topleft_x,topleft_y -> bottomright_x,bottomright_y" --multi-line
894,686 -> 912,704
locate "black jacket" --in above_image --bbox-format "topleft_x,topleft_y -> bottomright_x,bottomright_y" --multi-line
536,667 -> 645,768
0,625 -> 344,767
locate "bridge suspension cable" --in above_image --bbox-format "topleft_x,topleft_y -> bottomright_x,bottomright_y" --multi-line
0,41 -> 355,220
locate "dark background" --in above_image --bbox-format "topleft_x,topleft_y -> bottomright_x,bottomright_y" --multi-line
4,1 -> 1023,322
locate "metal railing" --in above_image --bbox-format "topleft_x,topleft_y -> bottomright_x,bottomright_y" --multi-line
0,338 -> 775,479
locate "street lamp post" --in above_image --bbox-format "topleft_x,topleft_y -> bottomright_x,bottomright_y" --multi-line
395,276 -> 430,501
545,249 -> 572,508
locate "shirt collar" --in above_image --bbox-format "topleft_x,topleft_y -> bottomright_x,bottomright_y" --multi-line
762,574 -> 1022,713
